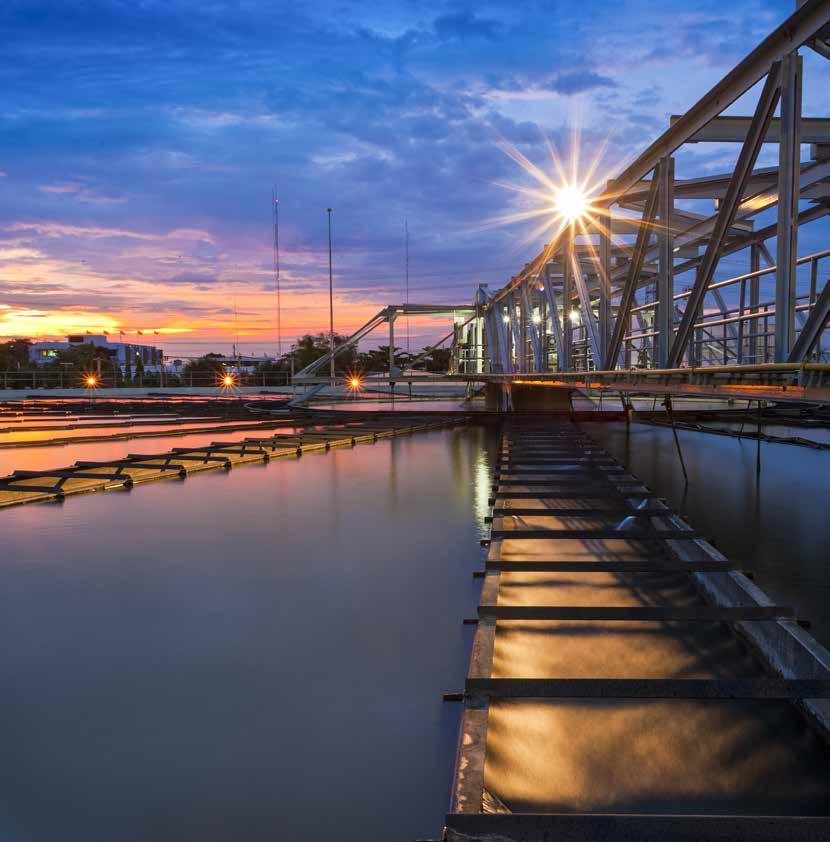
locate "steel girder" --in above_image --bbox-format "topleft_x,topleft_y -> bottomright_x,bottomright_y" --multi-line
789,278 -> 830,361
604,174 -> 660,369
571,248 -> 602,365
667,65 -> 782,368
542,264 -> 565,371
610,0 -> 830,196
775,53 -> 803,361
520,285 -> 543,371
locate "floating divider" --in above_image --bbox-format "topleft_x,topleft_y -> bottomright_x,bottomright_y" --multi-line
0,412 -> 471,509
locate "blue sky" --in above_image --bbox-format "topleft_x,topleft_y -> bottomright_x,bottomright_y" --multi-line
0,0 -> 822,355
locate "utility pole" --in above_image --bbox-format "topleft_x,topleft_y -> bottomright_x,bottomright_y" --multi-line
273,189 -> 282,359
327,208 -> 335,386
405,220 -> 410,355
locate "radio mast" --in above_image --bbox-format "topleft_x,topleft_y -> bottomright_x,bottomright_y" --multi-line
273,187 -> 282,358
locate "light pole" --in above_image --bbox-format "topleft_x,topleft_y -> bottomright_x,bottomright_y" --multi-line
289,342 -> 296,388
327,207 -> 335,387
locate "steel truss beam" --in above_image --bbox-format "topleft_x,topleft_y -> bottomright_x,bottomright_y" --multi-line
789,278 -> 830,361
604,171 -> 660,369
671,114 -> 830,144
668,65 -> 782,368
611,0 -> 830,196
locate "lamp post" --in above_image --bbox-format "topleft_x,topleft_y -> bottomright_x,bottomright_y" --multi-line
327,208 -> 335,387
289,342 -> 296,388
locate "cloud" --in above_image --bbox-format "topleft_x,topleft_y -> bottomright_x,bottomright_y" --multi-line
544,70 -> 618,95
166,271 -> 219,286
433,11 -> 503,41
0,247 -> 43,260
38,181 -> 127,205
0,0 -> 825,354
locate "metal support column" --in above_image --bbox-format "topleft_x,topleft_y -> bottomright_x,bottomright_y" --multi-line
572,251 -> 602,367
604,174 -> 660,370
543,264 -> 565,371
775,52 -> 802,361
389,313 -> 396,375
562,224 -> 574,371
495,302 -> 512,374
521,284 -> 542,372
657,156 -> 675,368
508,293 -> 522,373
750,244 -> 761,361
597,196 -> 613,367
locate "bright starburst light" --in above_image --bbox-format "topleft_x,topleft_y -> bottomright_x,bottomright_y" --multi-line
483,124 -> 634,277
554,185 -> 588,222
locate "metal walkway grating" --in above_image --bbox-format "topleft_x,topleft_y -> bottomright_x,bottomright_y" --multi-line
445,418 -> 830,842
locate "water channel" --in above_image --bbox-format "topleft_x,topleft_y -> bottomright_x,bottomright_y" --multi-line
0,426 -> 495,841
1,414 -> 828,839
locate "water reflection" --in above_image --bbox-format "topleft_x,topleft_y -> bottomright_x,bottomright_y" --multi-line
584,421 -> 830,650
0,427 -> 311,477
0,427 -> 494,842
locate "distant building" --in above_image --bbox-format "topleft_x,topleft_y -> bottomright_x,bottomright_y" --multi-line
212,354 -> 273,375
29,335 -> 164,373
167,353 -> 276,377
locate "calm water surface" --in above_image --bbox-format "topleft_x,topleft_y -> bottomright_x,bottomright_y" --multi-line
3,416 -> 828,840
0,427 -> 496,841
585,421 -> 830,649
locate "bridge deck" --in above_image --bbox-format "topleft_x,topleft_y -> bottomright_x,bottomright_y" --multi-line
447,419 -> 830,841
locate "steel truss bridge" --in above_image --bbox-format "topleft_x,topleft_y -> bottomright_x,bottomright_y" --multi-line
454,0 -> 830,404
298,1 -> 830,406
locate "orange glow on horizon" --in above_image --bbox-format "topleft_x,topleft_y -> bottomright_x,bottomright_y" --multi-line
0,221 -> 466,354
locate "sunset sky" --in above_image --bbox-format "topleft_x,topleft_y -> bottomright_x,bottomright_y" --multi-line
1,0 -> 826,358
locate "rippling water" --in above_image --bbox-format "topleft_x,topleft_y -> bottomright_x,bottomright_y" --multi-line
0,427 -> 497,842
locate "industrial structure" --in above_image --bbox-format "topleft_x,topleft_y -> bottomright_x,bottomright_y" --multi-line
296,1 -> 830,408
449,0 -> 830,407
455,0 -> 830,381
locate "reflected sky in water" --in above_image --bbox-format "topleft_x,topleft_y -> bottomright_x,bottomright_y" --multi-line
0,427 -> 497,842
585,421 -> 830,650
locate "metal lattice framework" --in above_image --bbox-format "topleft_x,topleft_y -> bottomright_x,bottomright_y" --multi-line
452,0 -> 830,381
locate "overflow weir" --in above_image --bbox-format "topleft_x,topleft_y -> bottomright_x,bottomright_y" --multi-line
0,410 -> 470,508
445,416 -> 830,842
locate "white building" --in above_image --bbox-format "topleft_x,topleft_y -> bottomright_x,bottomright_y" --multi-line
29,335 -> 164,373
